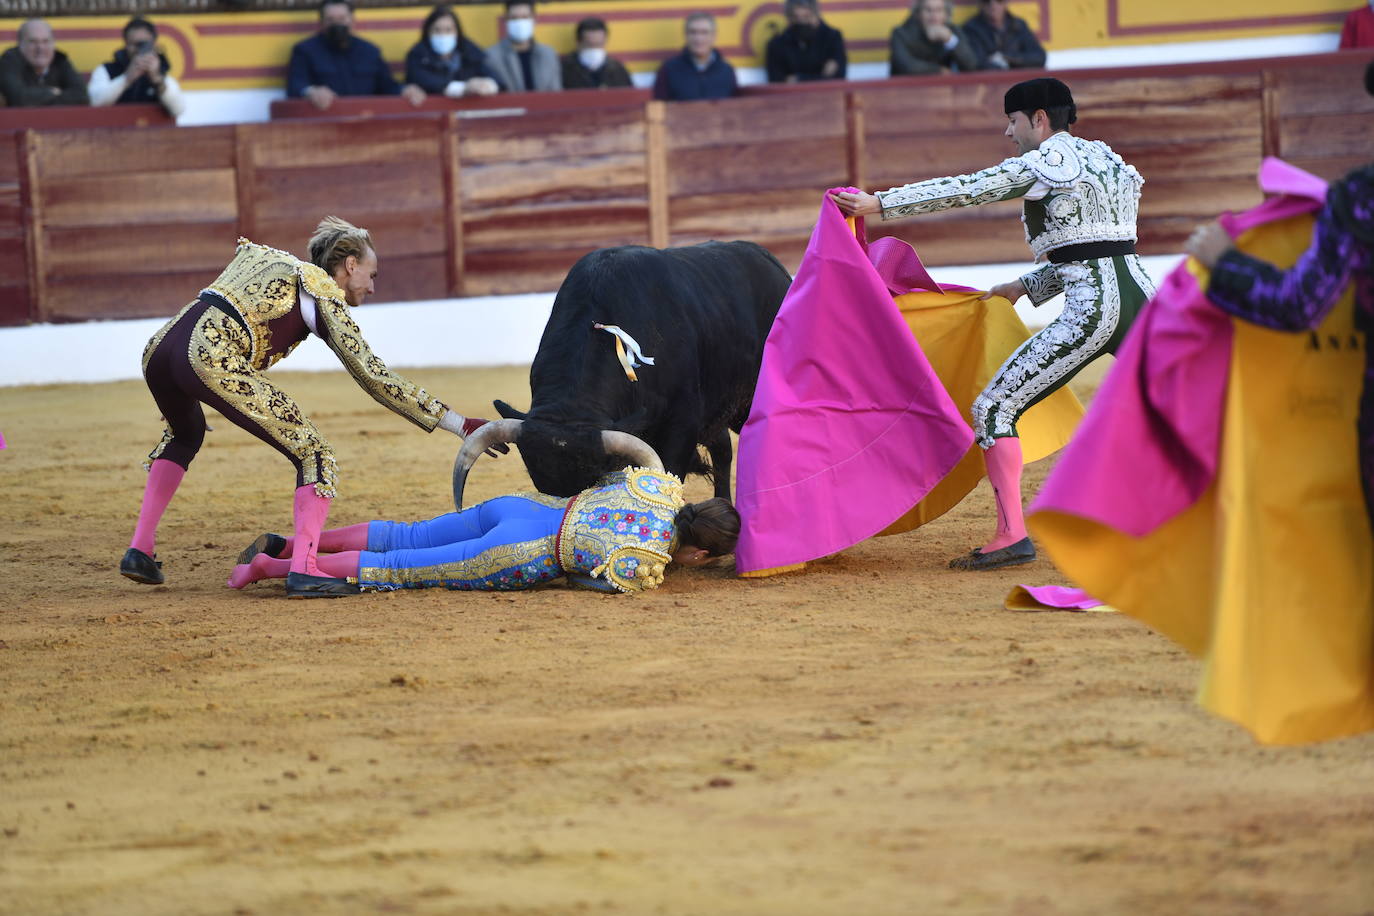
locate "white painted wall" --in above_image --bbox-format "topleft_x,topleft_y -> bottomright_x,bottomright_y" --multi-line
0,256 -> 1184,387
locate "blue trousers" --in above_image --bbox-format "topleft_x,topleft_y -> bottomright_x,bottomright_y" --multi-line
357,495 -> 565,591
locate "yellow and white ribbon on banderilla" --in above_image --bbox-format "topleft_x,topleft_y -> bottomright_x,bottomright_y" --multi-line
594,323 -> 656,382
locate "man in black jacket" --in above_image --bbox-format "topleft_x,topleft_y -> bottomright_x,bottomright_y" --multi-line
561,17 -> 633,90
962,0 -> 1046,71
0,19 -> 88,107
766,0 -> 847,83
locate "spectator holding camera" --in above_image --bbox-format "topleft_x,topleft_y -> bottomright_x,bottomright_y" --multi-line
404,4 -> 503,98
88,17 -> 187,119
0,19 -> 88,107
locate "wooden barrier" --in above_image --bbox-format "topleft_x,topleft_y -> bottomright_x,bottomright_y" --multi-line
1,51 -> 1368,326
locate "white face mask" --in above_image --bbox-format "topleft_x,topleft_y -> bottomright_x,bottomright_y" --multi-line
505,17 -> 535,42
578,47 -> 606,70
429,33 -> 458,56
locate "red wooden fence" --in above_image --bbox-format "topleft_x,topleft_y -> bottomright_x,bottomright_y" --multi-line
0,51 -> 1369,326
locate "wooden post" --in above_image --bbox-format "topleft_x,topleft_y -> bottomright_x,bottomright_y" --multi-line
645,100 -> 669,249
440,112 -> 466,297
845,91 -> 866,192
233,123 -> 257,242
1259,68 -> 1281,161
18,129 -> 44,324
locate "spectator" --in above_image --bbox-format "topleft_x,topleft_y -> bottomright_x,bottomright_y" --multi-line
889,0 -> 976,76
485,1 -> 562,93
562,17 -> 632,90
1339,1 -> 1374,48
88,18 -> 187,119
653,12 -> 738,101
403,4 -> 502,98
766,0 -> 847,83
0,19 -> 88,107
287,0 -> 424,110
962,0 -> 1046,70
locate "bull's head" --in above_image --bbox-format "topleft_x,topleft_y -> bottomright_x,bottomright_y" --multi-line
452,417 -> 664,509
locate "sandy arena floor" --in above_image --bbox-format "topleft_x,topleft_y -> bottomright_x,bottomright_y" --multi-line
2,363 -> 1371,915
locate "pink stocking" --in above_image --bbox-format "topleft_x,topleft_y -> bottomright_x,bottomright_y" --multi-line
229,551 -> 359,589
290,485 -> 334,576
982,436 -> 1027,552
129,459 -> 186,555
276,522 -> 370,559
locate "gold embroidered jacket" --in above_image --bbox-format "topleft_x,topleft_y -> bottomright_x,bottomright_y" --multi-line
202,238 -> 447,431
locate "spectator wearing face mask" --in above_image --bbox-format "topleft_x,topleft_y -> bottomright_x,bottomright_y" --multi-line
766,0 -> 847,83
561,17 -> 632,90
88,17 -> 187,119
404,4 -> 503,98
484,0 -> 562,93
287,0 -> 424,110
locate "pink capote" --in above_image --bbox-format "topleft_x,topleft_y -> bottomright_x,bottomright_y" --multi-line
734,190 -> 973,573
1029,159 -> 1330,534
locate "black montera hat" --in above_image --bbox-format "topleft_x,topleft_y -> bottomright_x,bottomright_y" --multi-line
1004,77 -> 1077,124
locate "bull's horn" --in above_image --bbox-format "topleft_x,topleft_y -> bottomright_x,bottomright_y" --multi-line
601,430 -> 664,471
452,418 -> 523,510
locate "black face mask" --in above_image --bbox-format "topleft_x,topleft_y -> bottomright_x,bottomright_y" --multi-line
324,23 -> 351,49
792,23 -> 819,39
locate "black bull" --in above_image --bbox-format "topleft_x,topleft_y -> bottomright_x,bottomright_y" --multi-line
491,240 -> 792,499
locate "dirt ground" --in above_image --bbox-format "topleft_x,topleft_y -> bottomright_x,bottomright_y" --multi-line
2,362 -> 1371,916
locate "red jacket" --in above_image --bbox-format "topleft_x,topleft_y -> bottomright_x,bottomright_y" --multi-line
1339,5 -> 1374,49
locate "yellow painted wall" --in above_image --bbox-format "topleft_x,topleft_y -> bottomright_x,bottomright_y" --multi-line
0,0 -> 1352,91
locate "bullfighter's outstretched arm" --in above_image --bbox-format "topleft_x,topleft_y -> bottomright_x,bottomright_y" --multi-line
315,296 -> 450,431
874,156 -> 1042,220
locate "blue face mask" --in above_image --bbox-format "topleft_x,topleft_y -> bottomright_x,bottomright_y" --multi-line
429,32 -> 458,56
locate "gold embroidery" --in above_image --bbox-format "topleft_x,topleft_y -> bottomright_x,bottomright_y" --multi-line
201,238 -> 446,431
182,307 -> 340,496
359,534 -> 560,589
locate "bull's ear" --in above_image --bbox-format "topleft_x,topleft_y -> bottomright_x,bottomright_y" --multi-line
493,399 -> 528,420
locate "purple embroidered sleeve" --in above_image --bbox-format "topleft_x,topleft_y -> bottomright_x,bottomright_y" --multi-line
1205,206 -> 1357,332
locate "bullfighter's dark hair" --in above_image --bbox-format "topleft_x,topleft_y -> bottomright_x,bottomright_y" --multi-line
420,4 -> 465,43
1005,77 -> 1077,130
505,0 -> 535,13
675,498 -> 741,558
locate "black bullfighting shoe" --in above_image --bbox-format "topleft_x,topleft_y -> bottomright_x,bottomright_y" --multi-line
947,537 -> 1036,571
285,572 -> 361,599
238,532 -> 288,565
120,547 -> 165,585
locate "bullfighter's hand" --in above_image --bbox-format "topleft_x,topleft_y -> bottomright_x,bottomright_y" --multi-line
830,190 -> 880,218
460,417 -> 511,457
1184,221 -> 1234,269
980,279 -> 1027,304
